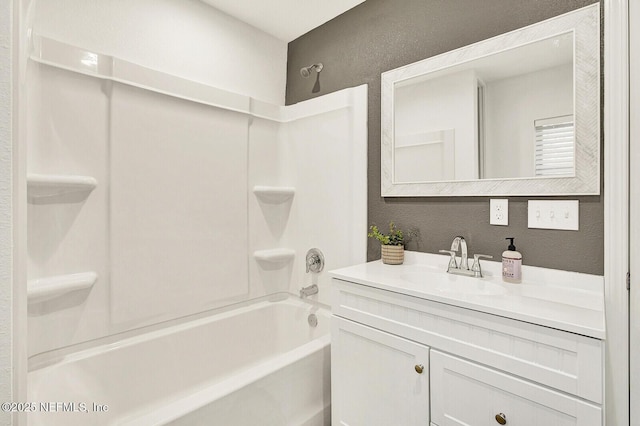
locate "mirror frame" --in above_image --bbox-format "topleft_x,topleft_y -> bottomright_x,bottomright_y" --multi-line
381,4 -> 600,197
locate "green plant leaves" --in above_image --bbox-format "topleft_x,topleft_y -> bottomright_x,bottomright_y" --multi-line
368,222 -> 405,246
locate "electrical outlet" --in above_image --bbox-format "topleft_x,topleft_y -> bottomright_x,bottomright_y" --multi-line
490,199 -> 508,226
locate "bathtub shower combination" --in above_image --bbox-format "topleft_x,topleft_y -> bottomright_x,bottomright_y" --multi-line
24,34 -> 366,425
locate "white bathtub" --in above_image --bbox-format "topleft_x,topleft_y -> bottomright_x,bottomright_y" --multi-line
27,296 -> 331,426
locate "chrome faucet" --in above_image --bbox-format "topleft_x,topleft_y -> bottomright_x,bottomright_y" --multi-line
451,236 -> 469,270
439,236 -> 492,278
300,284 -> 319,298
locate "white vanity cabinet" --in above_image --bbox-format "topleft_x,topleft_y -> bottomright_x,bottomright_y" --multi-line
330,260 -> 605,426
430,350 -> 601,426
331,317 -> 430,426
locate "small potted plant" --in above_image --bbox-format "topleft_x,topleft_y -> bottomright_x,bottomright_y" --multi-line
368,222 -> 413,265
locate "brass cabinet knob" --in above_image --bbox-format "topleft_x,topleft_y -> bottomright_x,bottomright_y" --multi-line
414,364 -> 424,374
495,413 -> 507,425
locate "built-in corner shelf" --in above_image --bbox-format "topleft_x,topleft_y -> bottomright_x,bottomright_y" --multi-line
28,272 -> 97,304
252,186 -> 295,204
27,174 -> 97,201
253,249 -> 296,266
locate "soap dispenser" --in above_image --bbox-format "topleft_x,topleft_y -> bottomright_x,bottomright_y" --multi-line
502,237 -> 522,283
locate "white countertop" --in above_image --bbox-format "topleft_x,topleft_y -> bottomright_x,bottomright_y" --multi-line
330,251 -> 605,339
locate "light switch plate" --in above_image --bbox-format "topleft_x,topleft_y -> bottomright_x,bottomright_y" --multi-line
527,200 -> 579,230
490,199 -> 508,226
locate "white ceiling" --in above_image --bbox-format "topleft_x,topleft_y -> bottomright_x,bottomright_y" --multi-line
200,0 -> 367,42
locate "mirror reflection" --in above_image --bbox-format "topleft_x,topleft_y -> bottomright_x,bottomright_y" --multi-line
393,32 -> 574,183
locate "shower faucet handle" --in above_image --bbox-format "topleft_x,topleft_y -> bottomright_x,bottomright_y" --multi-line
306,255 -> 319,272
305,248 -> 324,273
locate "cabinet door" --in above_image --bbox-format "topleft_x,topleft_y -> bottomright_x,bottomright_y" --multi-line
331,316 -> 430,426
430,350 -> 601,426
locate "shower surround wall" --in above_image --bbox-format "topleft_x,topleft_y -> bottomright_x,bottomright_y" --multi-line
249,92 -> 367,307
25,2 -> 366,357
286,0 -> 603,275
32,0 -> 287,104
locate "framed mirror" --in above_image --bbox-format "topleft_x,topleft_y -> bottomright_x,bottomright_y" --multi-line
381,4 -> 599,196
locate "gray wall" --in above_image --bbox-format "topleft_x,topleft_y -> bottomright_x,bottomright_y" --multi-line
286,0 -> 603,275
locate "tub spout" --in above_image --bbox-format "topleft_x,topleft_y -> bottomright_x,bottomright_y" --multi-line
300,284 -> 318,298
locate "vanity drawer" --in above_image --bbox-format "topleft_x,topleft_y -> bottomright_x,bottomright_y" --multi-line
430,350 -> 601,426
332,279 -> 604,404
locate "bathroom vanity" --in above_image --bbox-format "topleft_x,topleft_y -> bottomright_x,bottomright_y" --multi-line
329,251 -> 605,426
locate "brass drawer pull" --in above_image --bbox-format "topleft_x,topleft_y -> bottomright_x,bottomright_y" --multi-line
495,413 -> 507,425
414,364 -> 424,374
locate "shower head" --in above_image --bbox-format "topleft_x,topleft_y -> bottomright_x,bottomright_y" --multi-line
300,63 -> 323,78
